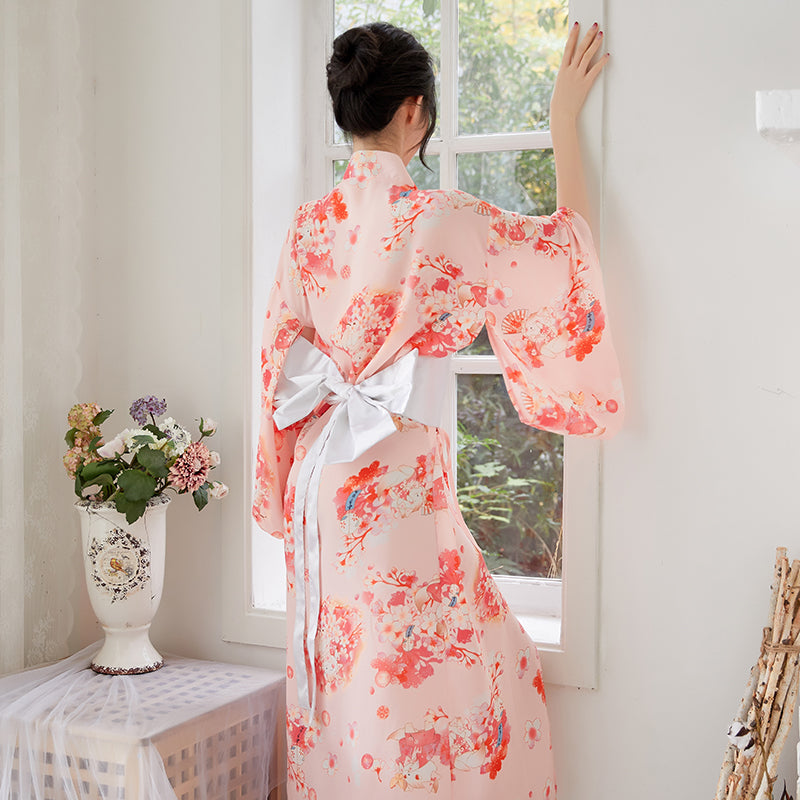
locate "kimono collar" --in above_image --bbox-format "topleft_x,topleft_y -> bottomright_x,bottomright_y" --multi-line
344,149 -> 416,188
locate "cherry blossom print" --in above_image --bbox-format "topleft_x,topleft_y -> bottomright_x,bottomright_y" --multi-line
516,647 -> 531,679
525,718 -> 543,749
474,555 -> 509,623
487,205 -> 572,258
345,225 -> 361,250
347,721 -> 359,744
368,549 -> 481,690
315,597 -> 365,694
382,653 -> 511,789
500,264 -> 605,373
335,454 -> 436,569
533,668 -> 547,703
334,460 -> 390,568
331,288 -> 401,374
487,279 -> 513,307
287,705 -> 321,799
515,384 -> 605,437
292,189 -> 349,296
381,187 -> 475,255
406,254 -> 485,355
323,753 -> 338,776
342,153 -> 381,184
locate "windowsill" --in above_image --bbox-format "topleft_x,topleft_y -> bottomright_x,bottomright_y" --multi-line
518,613 -> 562,649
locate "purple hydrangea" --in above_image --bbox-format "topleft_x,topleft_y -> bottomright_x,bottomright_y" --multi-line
129,395 -> 167,426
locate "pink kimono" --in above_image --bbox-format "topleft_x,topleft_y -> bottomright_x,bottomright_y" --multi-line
253,149 -> 623,799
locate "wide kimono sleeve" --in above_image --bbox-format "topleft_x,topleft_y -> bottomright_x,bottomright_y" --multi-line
252,217 -> 312,536
483,205 -> 624,438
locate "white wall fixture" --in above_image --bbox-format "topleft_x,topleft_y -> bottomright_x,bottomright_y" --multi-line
756,90 -> 800,162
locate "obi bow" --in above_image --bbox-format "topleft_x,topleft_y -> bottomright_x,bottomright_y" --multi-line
272,337 -> 450,712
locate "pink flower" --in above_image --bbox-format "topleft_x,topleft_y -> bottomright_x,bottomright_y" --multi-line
516,647 -> 530,678
209,481 -> 229,499
97,435 -> 125,459
62,446 -> 83,478
524,718 -> 542,749
486,279 -> 513,307
168,441 -> 211,492
67,403 -> 102,431
323,752 -> 338,775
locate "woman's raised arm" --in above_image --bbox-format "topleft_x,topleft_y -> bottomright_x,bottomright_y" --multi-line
549,22 -> 609,235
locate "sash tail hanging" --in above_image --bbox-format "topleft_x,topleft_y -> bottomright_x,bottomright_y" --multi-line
272,337 -> 451,713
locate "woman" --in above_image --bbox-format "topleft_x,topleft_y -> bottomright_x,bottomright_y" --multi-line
254,21 -> 623,799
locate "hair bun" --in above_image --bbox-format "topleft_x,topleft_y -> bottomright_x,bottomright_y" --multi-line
328,27 -> 381,90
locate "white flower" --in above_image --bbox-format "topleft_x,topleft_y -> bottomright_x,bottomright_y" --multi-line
200,417 -> 217,436
158,417 -> 192,455
209,481 -> 229,499
209,450 -> 221,467
121,428 -> 160,452
97,435 -> 126,459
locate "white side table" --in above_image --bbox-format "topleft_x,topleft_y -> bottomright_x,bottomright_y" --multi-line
0,644 -> 286,799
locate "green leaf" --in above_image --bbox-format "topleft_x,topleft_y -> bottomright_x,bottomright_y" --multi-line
143,424 -> 164,439
88,435 -> 103,453
65,428 -> 77,447
113,492 -> 147,524
82,472 -> 115,490
80,460 -> 122,482
193,484 -> 209,511
93,409 -> 113,425
74,470 -> 83,498
473,462 -> 505,478
136,447 -> 169,479
117,469 -> 157,502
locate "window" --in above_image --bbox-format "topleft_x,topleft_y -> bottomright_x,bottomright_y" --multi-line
223,0 -> 606,689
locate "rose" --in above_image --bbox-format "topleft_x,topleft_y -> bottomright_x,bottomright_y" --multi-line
96,435 -> 126,459
209,450 -> 221,467
209,481 -> 229,499
200,417 -> 217,436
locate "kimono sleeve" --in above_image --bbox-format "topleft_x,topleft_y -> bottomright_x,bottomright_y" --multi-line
484,205 -> 624,438
252,220 -> 311,536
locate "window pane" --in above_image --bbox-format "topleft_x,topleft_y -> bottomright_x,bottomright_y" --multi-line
333,1 -> 442,144
457,148 -> 556,216
334,154 -> 440,188
458,0 -> 568,135
457,373 -> 563,578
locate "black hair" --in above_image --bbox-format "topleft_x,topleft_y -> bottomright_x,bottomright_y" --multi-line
326,22 -> 437,168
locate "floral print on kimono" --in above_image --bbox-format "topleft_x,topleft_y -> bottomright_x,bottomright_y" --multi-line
253,150 -> 624,800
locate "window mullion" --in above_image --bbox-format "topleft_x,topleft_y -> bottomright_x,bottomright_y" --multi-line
439,0 -> 458,190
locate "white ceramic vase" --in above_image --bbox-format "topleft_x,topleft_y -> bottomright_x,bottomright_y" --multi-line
75,495 -> 170,674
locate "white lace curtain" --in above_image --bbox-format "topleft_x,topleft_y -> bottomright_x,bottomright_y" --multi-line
0,0 -> 82,672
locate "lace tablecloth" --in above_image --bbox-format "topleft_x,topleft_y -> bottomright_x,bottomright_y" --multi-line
0,642 -> 286,799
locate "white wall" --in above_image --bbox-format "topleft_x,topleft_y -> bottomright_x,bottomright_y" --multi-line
546,1 -> 800,797
70,1 -> 800,797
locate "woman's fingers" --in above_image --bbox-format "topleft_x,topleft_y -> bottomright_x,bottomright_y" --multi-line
586,52 -> 610,83
562,21 -> 580,66
579,29 -> 605,73
568,23 -> 605,77
572,24 -> 598,64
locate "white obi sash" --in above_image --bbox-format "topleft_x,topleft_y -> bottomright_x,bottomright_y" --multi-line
272,337 -> 451,712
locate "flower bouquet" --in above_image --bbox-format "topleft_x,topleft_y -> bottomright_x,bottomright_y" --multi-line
64,396 -> 228,523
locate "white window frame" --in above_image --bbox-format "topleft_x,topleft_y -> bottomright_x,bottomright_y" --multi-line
222,0 -> 607,690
